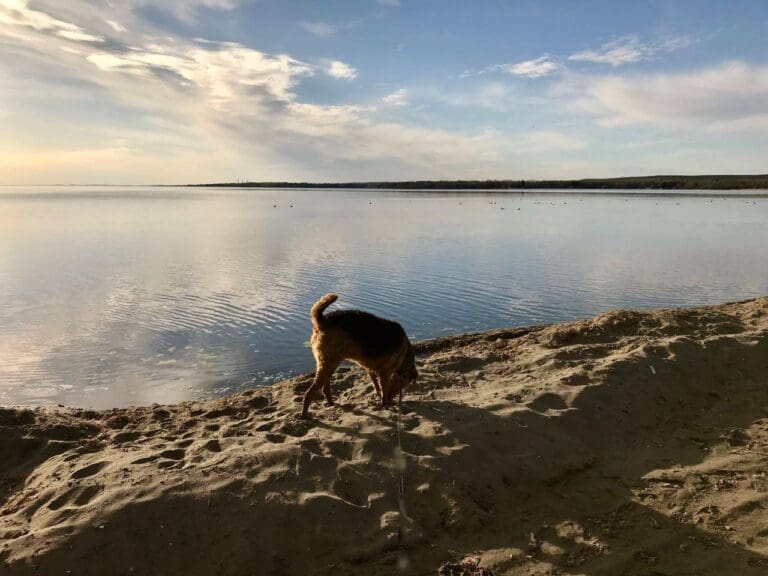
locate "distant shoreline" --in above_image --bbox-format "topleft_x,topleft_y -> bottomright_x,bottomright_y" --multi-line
190,174 -> 768,191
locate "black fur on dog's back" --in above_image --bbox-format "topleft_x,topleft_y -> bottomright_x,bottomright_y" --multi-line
323,310 -> 407,358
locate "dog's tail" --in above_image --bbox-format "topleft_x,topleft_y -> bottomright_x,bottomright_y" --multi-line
311,293 -> 338,329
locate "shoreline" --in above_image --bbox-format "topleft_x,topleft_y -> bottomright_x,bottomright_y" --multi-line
184,185 -> 768,197
188,174 -> 768,191
2,297 -> 768,575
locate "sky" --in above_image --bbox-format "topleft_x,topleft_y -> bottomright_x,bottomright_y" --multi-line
1,0 -> 767,184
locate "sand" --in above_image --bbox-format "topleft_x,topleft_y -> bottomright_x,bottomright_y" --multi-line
2,297 -> 768,575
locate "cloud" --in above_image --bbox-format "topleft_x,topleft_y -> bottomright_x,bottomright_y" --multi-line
560,61 -> 768,132
0,0 -> 103,43
382,88 -> 408,106
195,0 -> 240,8
460,56 -> 561,80
300,21 -> 337,37
436,82 -> 519,111
377,0 -> 401,6
1,1 -> 544,182
499,56 -> 560,78
127,0 -> 244,24
323,59 -> 358,80
106,20 -> 126,33
568,34 -> 697,67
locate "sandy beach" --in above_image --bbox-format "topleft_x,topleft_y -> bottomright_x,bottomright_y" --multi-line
2,297 -> 768,575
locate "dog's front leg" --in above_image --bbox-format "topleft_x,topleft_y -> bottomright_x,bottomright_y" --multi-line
379,370 -> 394,406
368,370 -> 383,403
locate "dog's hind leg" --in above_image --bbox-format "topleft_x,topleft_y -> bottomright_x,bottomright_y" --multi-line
301,359 -> 339,418
322,359 -> 341,406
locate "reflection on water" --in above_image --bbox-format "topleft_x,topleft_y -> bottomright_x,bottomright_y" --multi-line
1,186 -> 767,408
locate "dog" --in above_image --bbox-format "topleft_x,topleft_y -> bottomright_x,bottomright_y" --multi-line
301,293 -> 418,418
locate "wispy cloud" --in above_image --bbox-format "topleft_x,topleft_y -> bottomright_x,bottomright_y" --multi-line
0,0 -> 103,43
499,56 -> 560,78
84,44 -> 315,108
323,59 -> 358,79
128,0 -> 244,25
377,0 -> 401,6
106,20 -> 126,33
461,56 -> 561,80
568,34 -> 697,66
382,88 -> 408,106
300,21 -> 337,37
559,61 -> 768,132
439,82 -> 517,111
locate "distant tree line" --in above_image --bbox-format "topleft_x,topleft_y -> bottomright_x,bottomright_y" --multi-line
193,174 -> 768,190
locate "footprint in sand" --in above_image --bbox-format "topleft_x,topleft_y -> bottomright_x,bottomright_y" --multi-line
202,439 -> 222,452
74,485 -> 102,506
203,406 -> 238,419
277,419 -> 310,438
560,372 -> 591,386
158,448 -> 186,460
178,418 -> 200,431
71,461 -> 108,480
131,447 -> 186,466
113,431 -> 142,444
131,454 -> 159,465
400,416 -> 420,432
247,396 -> 270,410
222,425 -> 249,437
48,484 -> 102,510
156,448 -> 186,468
48,490 -> 74,510
63,445 -> 102,462
527,393 -> 568,413
255,421 -> 274,432
299,438 -> 323,455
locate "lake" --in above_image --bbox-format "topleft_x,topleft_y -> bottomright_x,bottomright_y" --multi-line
1,186 -> 767,409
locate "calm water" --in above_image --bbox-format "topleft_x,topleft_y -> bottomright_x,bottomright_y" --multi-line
2,186 -> 767,409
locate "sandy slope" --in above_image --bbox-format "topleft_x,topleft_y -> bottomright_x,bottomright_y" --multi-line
2,297 -> 768,576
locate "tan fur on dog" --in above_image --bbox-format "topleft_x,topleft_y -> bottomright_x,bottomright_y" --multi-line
301,293 -> 418,418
